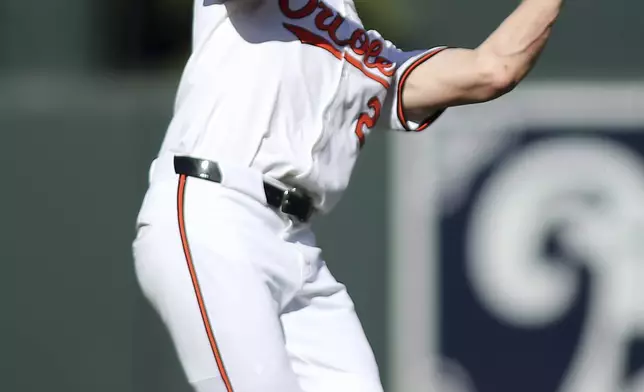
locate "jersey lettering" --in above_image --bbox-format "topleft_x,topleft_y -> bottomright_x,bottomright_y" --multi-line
280,0 -> 396,88
279,0 -> 318,18
355,96 -> 382,147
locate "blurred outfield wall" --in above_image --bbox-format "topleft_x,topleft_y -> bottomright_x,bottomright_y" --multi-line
3,1 -> 644,392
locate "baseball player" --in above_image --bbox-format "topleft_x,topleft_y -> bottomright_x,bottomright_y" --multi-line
132,0 -> 564,391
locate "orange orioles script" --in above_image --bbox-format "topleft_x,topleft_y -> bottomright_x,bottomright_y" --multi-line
280,0 -> 396,89
280,0 -> 394,147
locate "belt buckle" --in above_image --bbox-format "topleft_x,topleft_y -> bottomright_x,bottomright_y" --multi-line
280,188 -> 313,222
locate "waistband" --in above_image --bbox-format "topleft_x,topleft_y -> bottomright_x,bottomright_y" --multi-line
149,153 -> 269,207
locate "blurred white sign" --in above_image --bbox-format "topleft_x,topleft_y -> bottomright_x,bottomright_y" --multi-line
389,82 -> 644,392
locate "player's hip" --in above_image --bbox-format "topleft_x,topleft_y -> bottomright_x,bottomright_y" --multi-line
136,177 -> 287,235
131,177 -> 310,309
132,159 -> 322,282
136,154 -> 294,231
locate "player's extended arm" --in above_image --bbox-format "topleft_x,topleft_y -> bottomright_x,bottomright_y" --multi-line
402,0 -> 564,120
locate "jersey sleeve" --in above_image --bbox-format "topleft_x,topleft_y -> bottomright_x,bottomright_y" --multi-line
381,45 -> 449,132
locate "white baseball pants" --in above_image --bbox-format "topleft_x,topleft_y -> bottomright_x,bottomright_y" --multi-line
132,157 -> 383,392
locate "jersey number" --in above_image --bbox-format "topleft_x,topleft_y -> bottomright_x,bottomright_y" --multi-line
355,97 -> 382,148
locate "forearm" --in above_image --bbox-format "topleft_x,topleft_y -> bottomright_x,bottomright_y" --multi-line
401,0 -> 564,116
477,0 -> 564,86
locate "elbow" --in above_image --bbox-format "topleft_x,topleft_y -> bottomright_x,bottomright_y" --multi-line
477,53 -> 520,100
489,64 -> 519,97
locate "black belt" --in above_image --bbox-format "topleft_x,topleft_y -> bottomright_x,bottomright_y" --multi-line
173,156 -> 314,222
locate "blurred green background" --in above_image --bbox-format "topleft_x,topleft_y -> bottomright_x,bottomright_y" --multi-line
3,1 -> 643,391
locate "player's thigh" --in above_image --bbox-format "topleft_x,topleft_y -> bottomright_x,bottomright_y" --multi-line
281,264 -> 383,392
133,221 -> 302,392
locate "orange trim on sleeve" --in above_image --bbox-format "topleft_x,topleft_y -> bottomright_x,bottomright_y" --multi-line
396,47 -> 449,132
177,175 -> 234,392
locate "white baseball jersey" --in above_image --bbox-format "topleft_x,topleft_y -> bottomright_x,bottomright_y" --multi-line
156,0 -> 446,212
